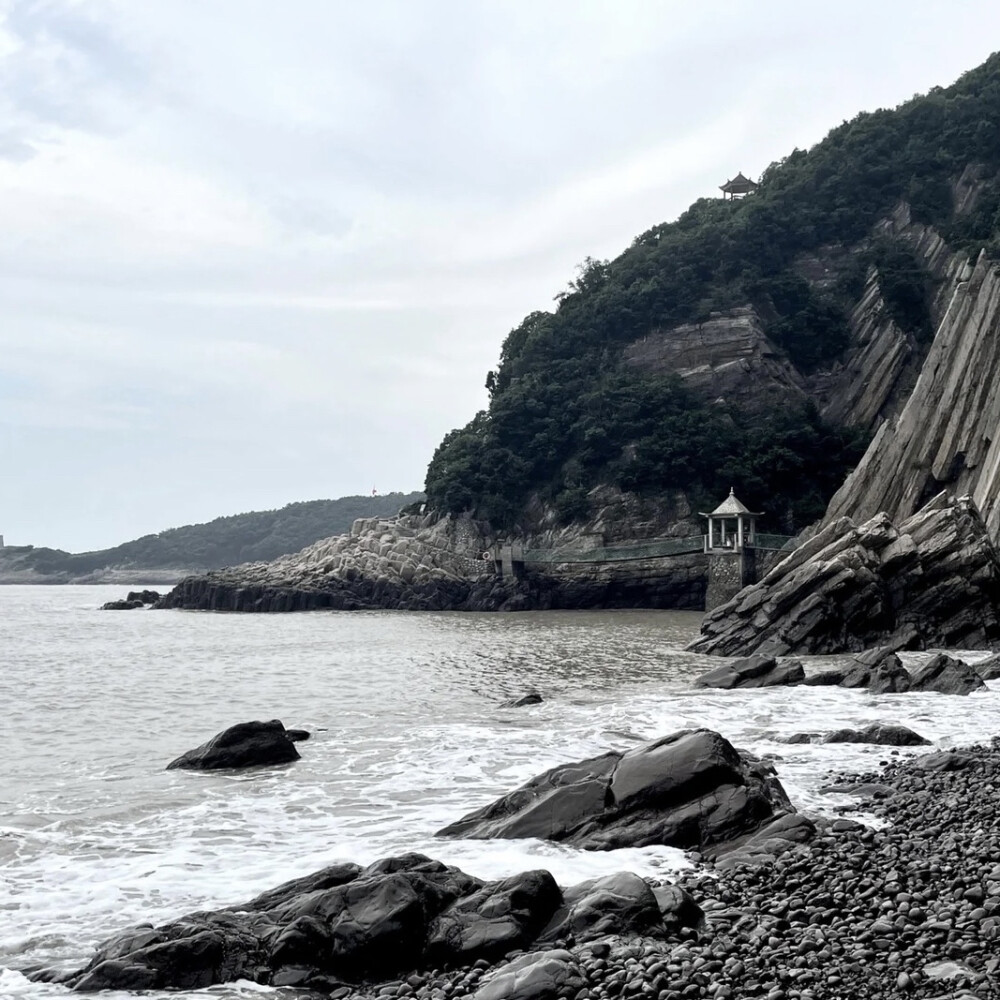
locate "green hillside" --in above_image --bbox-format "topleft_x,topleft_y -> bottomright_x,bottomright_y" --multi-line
3,492 -> 424,576
426,53 -> 1000,532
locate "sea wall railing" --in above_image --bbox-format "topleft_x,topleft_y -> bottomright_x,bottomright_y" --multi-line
512,533 -> 797,567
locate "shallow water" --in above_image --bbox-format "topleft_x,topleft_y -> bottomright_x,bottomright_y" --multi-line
2,585 -> 998,999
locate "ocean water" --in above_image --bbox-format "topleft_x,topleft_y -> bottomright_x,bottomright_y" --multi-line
2,584 -> 999,999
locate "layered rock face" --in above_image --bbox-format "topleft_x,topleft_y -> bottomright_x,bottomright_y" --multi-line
437,729 -> 804,856
39,854 -> 703,993
623,307 -> 808,417
689,493 -> 1000,656
824,249 -> 1000,543
160,489 -> 711,613
159,511 -> 512,612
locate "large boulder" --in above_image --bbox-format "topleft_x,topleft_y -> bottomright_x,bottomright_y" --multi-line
689,494 -> 1000,657
34,855 -> 685,994
907,653 -> 986,695
437,729 -> 798,856
694,655 -> 804,689
166,720 -> 301,771
539,872 -> 669,944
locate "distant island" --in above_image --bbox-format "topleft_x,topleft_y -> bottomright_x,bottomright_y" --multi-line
0,492 -> 424,584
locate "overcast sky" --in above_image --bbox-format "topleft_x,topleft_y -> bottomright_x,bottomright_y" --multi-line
1,1 -> 998,551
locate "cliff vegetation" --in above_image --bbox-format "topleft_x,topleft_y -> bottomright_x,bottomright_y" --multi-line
425,53 -> 1000,532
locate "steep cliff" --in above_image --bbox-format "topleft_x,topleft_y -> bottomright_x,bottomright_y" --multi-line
425,53 -> 1000,533
823,250 -> 1000,542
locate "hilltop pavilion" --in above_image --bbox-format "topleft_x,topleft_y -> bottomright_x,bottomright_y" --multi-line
719,172 -> 759,199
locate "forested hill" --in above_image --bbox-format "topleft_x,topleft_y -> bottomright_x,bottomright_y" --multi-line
1,492 -> 424,580
425,53 -> 1000,533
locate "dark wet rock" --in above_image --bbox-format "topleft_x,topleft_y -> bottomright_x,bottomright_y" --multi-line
540,872 -> 667,944
127,590 -> 161,604
868,655 -> 914,693
833,646 -> 914,692
166,720 -> 301,771
502,691 -> 543,708
473,949 -> 585,1000
425,869 -> 561,965
40,854 -> 686,994
822,722 -> 931,746
908,652 -> 987,694
284,729 -> 310,742
689,493 -> 1000,656
694,655 -> 805,689
102,589 -> 161,610
437,728 -> 798,854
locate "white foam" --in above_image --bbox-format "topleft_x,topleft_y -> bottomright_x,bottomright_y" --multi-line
4,588 -> 1000,1000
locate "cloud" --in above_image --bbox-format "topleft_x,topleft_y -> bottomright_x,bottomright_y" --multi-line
2,0 -> 1000,548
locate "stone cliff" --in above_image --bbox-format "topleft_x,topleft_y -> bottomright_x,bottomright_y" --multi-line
160,490 -> 711,613
823,247 -> 1000,543
161,183 -> 1000,614
689,492 -> 1000,656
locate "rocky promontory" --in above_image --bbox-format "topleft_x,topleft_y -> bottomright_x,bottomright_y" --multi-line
159,511 -> 514,612
690,491 -> 1000,657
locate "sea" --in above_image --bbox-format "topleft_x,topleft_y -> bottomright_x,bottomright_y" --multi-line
3,584 -> 1000,999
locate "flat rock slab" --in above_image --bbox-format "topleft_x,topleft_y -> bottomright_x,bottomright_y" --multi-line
437,728 -> 798,855
166,720 -> 301,770
474,949 -> 585,1000
822,723 -> 931,746
694,655 -> 805,689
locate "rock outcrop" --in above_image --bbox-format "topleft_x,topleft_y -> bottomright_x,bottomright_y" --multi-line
824,247 -> 1000,545
37,855 -> 702,993
159,512 -> 511,612
160,491 -> 710,613
907,653 -> 986,695
623,307 -> 808,418
689,493 -> 1000,656
166,720 -> 301,771
437,729 -> 799,856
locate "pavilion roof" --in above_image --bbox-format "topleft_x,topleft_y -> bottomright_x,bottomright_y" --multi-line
720,172 -> 758,192
708,488 -> 761,517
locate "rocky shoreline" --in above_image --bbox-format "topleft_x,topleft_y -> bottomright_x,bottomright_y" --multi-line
340,739 -> 1000,1000
30,733 -> 1000,999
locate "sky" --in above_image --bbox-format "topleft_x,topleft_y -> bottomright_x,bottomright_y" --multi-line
1,1 -> 998,551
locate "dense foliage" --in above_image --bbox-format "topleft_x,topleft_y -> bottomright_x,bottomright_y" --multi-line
5,492 -> 424,574
426,53 -> 1000,529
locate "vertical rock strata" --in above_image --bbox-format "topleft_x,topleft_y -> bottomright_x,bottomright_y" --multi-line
689,493 -> 1000,656
824,251 -> 1000,544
